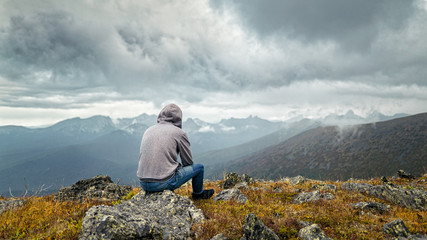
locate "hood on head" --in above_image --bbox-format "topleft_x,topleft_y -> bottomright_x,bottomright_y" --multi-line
157,103 -> 182,128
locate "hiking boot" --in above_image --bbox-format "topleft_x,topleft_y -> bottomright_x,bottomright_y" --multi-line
192,189 -> 214,200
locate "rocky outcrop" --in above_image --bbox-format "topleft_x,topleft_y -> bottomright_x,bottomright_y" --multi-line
351,202 -> 390,214
298,224 -> 333,240
223,172 -> 254,189
342,182 -> 426,210
293,191 -> 335,204
213,189 -> 248,204
241,213 -> 279,240
80,190 -> 205,240
0,199 -> 26,215
55,175 -> 132,202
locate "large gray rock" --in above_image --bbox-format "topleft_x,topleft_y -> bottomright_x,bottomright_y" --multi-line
369,184 -> 426,210
55,175 -> 132,201
342,182 -> 427,210
0,199 -> 26,215
213,189 -> 248,204
241,213 -> 279,240
80,190 -> 205,240
298,224 -> 333,240
293,191 -> 335,204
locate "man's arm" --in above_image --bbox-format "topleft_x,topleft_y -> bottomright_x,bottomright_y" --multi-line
178,133 -> 193,166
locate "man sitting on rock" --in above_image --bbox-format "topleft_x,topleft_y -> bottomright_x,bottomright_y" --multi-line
137,103 -> 214,200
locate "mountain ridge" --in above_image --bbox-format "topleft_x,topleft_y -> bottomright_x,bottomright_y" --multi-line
215,113 -> 427,180
0,111 -> 416,196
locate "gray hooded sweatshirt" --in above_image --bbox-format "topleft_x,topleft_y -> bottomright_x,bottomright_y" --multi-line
137,104 -> 193,182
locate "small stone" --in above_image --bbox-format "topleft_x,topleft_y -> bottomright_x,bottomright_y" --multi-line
312,184 -> 337,192
223,172 -> 243,189
351,202 -> 390,214
0,199 -> 26,215
223,172 -> 254,189
293,191 -> 335,204
341,182 -> 372,193
383,219 -> 410,238
241,213 -> 279,240
213,189 -> 248,204
298,224 -> 333,240
235,182 -> 249,190
282,175 -> 308,185
210,233 -> 228,240
397,170 -> 416,179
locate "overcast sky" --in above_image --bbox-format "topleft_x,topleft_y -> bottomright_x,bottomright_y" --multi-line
1,0 -> 427,126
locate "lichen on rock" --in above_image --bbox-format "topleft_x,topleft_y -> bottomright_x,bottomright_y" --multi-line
298,224 -> 333,240
351,201 -> 390,214
213,188 -> 248,204
54,175 -> 132,202
383,219 -> 410,238
79,190 -> 205,240
241,213 -> 279,240
293,191 -> 335,204
223,172 -> 254,189
342,181 -> 427,210
0,199 -> 26,215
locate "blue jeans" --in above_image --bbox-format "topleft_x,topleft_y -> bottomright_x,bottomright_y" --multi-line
140,163 -> 204,194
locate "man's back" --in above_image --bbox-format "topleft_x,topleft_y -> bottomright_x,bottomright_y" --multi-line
137,104 -> 192,182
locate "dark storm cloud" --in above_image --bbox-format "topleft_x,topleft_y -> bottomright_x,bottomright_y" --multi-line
0,0 -> 426,124
213,0 -> 415,51
0,11 -> 107,88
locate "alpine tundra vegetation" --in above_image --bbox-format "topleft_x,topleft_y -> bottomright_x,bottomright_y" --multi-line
0,172 -> 426,239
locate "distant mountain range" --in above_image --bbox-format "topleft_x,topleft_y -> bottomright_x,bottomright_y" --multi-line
0,110 -> 414,196
212,113 -> 427,180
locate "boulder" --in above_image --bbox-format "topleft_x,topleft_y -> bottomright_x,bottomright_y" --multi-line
350,202 -> 390,214
293,191 -> 335,204
241,213 -> 280,240
80,190 -> 205,240
213,189 -> 248,204
0,199 -> 26,215
54,175 -> 132,202
298,224 -> 333,240
223,172 -> 254,189
312,184 -> 337,192
383,219 -> 410,238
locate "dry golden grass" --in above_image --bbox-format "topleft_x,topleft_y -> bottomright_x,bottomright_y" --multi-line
177,178 -> 427,240
0,179 -> 425,239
